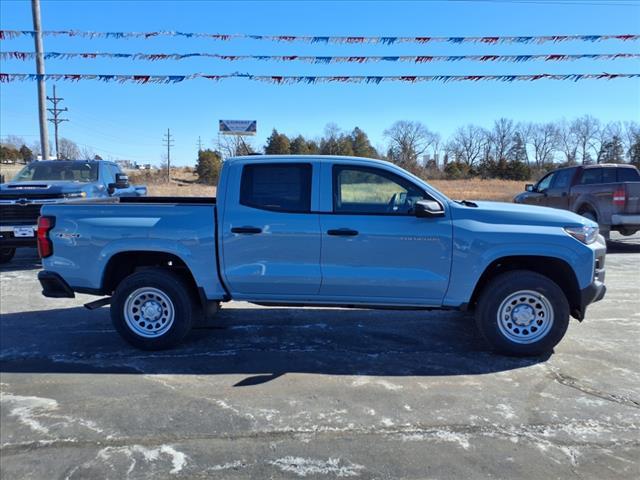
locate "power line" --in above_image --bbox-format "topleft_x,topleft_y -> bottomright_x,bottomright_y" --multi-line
162,128 -> 174,182
46,84 -> 68,159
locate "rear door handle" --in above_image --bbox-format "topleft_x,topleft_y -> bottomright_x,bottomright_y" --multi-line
327,228 -> 359,237
231,226 -> 262,234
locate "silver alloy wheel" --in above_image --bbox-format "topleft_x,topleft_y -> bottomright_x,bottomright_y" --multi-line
124,287 -> 175,338
496,290 -> 554,344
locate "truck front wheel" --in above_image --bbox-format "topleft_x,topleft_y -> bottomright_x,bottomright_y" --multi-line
111,269 -> 194,350
475,270 -> 570,356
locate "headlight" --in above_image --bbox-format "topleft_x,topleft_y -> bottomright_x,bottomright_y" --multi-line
63,192 -> 87,199
564,225 -> 599,244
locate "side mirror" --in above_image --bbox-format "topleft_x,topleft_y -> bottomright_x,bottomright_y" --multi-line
415,199 -> 445,218
108,173 -> 130,194
115,173 -> 130,189
525,184 -> 535,192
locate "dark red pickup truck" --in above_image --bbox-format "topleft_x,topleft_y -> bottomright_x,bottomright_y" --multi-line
514,164 -> 640,238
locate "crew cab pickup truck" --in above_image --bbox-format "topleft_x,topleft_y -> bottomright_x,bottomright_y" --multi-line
514,163 -> 640,238
0,159 -> 146,263
37,155 -> 606,356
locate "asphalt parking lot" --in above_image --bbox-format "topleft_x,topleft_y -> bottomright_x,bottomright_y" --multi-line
1,236 -> 639,479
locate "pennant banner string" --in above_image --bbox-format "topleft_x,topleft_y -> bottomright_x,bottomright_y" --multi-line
2,51 -> 639,63
1,30 -> 639,44
1,72 -> 638,84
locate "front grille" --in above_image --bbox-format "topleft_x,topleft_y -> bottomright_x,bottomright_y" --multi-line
0,204 -> 43,223
0,192 -> 64,200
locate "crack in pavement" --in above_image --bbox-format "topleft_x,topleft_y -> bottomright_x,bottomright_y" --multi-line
545,365 -> 640,409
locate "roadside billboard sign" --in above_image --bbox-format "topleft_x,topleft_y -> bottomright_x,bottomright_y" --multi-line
219,120 -> 257,136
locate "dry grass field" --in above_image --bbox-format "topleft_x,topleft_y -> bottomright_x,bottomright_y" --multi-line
1,163 -> 524,202
144,178 -> 524,202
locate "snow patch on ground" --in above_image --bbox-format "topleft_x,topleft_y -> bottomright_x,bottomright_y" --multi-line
496,403 -> 516,420
269,456 -> 365,477
2,394 -> 59,434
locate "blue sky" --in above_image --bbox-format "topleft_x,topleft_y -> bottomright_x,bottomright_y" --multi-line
1,0 -> 639,165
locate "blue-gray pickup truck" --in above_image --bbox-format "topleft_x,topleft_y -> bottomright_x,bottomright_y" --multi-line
37,155 -> 606,356
0,159 -> 146,263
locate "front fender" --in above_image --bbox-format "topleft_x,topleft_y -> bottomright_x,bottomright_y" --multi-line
443,221 -> 595,307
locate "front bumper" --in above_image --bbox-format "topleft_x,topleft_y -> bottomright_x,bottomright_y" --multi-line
38,271 -> 75,298
575,240 -> 606,320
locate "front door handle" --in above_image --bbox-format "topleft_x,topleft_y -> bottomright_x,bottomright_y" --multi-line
327,228 -> 359,237
231,226 -> 262,234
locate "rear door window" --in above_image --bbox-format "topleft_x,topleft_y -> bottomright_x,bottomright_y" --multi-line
602,168 -> 617,184
240,163 -> 312,213
579,168 -> 603,185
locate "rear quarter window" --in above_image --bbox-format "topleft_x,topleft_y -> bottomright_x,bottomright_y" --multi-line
618,168 -> 640,182
240,163 -> 312,213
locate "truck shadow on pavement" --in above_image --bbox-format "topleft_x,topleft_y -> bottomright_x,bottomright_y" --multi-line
0,305 -> 548,382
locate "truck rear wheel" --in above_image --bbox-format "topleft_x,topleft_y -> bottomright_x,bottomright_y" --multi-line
0,248 -> 16,264
111,268 -> 194,350
475,270 -> 570,356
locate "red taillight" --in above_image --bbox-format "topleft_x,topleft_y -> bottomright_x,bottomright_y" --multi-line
613,186 -> 626,207
37,216 -> 55,258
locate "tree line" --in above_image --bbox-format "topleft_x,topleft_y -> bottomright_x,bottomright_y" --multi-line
0,135 -> 100,162
196,115 -> 639,184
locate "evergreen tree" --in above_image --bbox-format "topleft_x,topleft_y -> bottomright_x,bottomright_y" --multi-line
264,129 -> 291,154
196,149 -> 222,185
629,133 -> 640,168
599,135 -> 625,164
350,127 -> 378,158
19,144 -> 33,163
290,135 -> 311,154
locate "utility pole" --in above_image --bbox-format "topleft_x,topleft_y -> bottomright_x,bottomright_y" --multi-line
47,85 -> 68,159
162,129 -> 174,182
31,0 -> 49,161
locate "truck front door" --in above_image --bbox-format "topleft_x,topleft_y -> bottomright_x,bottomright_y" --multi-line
221,162 -> 322,296
319,164 -> 452,305
545,167 -> 576,210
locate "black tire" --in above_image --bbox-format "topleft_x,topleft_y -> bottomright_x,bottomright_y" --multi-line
475,270 -> 570,356
110,268 -> 195,350
0,248 -> 16,264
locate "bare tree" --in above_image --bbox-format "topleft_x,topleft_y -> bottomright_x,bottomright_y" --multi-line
557,119 -> 578,165
384,120 -> 437,169
490,118 -> 515,161
449,125 -> 486,168
530,123 -> 560,167
623,121 -> 640,161
572,115 -> 601,164
57,138 -> 81,160
216,135 -> 254,159
79,145 -> 96,160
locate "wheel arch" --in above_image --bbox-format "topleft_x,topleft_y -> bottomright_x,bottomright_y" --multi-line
102,250 -> 199,298
468,255 -> 582,320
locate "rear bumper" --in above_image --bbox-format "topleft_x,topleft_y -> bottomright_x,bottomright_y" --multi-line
611,214 -> 640,226
0,224 -> 37,248
38,271 -> 75,298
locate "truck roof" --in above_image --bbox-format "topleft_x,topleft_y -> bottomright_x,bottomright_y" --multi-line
228,154 -> 396,168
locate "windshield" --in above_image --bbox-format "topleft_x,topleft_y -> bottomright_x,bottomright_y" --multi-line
12,161 -> 99,183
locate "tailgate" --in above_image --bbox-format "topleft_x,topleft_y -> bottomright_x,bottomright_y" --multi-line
622,182 -> 640,214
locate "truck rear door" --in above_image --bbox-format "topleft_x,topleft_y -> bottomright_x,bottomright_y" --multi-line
220,161 -> 322,296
